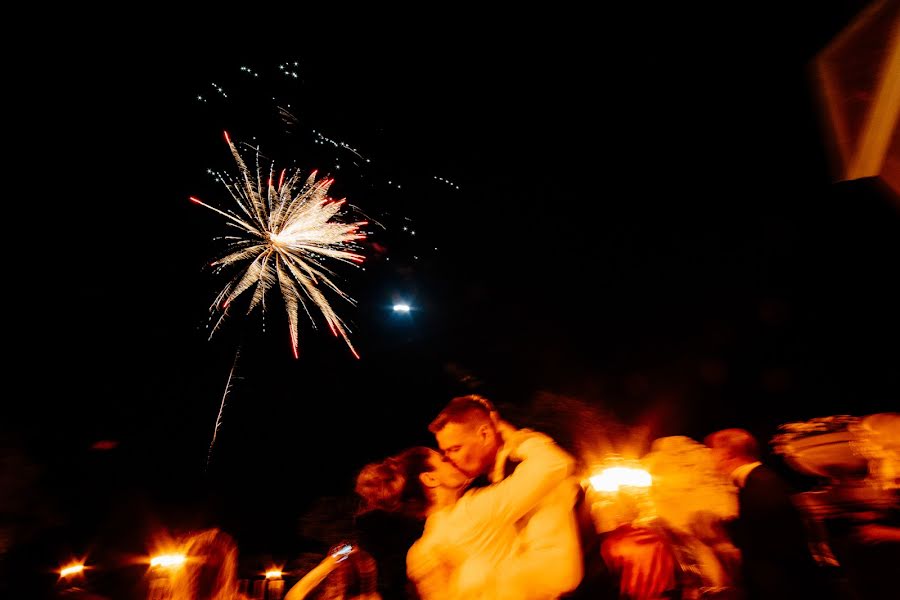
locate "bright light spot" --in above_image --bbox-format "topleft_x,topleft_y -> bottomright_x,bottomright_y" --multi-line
60,563 -> 85,577
332,544 -> 353,562
393,304 -> 411,313
265,569 -> 283,579
150,554 -> 186,568
589,467 -> 652,492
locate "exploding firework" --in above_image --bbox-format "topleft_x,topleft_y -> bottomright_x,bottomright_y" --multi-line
192,132 -> 367,359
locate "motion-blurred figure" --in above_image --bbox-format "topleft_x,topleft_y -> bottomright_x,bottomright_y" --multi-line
353,503 -> 423,600
706,428 -> 830,599
167,528 -> 247,600
352,415 -> 576,599
642,436 -> 742,597
429,395 -> 584,598
776,413 -> 900,600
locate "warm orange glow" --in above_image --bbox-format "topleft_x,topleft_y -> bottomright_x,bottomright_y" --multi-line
265,569 -> 283,579
813,0 -> 900,198
589,467 -> 652,492
150,553 -> 186,568
60,563 -> 85,577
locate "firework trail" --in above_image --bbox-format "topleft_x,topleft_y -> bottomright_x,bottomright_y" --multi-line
192,132 -> 368,359
207,348 -> 240,470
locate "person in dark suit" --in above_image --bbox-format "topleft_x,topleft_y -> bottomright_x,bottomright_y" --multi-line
705,428 -> 829,600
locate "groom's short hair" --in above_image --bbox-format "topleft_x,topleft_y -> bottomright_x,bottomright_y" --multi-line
428,394 -> 495,433
705,428 -> 760,460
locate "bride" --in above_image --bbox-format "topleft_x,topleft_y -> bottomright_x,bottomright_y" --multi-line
355,422 -> 576,599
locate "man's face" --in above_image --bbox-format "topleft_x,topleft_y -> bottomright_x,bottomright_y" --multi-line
435,421 -> 495,478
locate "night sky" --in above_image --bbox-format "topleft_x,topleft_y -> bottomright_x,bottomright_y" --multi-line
5,1 -> 899,590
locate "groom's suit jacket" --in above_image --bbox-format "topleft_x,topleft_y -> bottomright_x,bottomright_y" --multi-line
730,464 -> 826,600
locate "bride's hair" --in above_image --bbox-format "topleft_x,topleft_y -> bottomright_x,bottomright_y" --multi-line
355,447 -> 434,518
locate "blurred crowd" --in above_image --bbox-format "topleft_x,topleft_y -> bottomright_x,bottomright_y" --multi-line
31,402 -> 900,600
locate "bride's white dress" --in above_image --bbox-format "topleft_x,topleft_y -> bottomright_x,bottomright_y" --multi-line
407,433 -> 576,600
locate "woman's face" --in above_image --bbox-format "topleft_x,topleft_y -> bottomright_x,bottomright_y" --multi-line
426,449 -> 470,489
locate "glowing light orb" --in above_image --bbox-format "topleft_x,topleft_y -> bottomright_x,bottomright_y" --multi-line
589,467 -> 652,492
150,554 -> 186,569
60,564 -> 85,577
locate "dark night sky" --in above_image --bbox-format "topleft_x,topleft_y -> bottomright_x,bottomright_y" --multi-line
5,1 -> 899,585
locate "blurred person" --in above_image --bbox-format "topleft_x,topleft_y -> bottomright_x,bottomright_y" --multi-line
168,528 -> 248,600
353,463 -> 427,599
587,478 -> 681,600
685,511 -> 742,592
356,418 -> 575,599
591,493 -> 739,599
429,395 -> 584,598
599,522 -> 678,600
705,428 -> 831,599
812,463 -> 900,599
641,436 -> 743,597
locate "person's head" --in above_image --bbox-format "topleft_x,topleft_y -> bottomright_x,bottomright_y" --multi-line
704,428 -> 760,476
355,446 -> 468,518
428,395 -> 502,478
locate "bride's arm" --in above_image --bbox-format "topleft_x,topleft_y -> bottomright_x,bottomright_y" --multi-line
462,430 -> 575,525
284,555 -> 341,600
407,537 -> 454,600
286,543 -> 360,600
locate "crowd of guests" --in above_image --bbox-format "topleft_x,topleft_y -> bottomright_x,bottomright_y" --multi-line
59,397 -> 897,599
283,396 -> 899,600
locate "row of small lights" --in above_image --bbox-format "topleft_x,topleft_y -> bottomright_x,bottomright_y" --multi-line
59,556 -> 283,580
60,469 -> 648,580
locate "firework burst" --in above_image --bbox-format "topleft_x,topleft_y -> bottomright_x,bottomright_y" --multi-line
191,132 -> 367,359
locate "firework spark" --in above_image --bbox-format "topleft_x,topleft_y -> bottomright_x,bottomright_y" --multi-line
206,348 -> 240,470
192,132 -> 367,358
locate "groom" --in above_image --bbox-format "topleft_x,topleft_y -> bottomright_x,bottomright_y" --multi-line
429,395 -> 584,599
